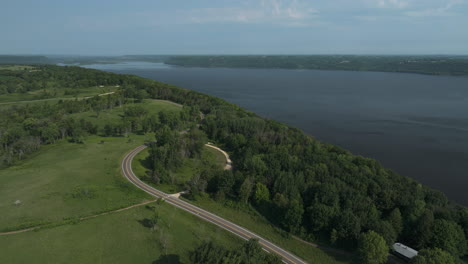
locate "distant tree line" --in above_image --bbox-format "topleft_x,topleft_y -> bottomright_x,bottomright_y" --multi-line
165,55 -> 468,76
0,56 -> 50,65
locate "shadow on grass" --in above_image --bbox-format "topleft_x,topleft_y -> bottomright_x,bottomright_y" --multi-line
145,204 -> 157,211
152,254 -> 181,264
137,218 -> 154,229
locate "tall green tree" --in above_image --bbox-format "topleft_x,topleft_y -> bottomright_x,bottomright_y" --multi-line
411,248 -> 455,264
430,219 -> 467,256
281,199 -> 304,233
358,231 -> 388,264
238,178 -> 253,204
253,183 -> 270,205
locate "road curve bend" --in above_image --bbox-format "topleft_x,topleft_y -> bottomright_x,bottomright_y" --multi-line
122,145 -> 308,264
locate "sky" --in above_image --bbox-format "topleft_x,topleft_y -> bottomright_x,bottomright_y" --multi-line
1,0 -> 467,55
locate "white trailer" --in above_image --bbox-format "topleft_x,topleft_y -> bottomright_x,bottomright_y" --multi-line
392,243 -> 418,260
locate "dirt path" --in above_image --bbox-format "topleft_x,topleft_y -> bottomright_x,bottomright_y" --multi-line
0,92 -> 116,105
205,143 -> 232,170
0,199 -> 156,236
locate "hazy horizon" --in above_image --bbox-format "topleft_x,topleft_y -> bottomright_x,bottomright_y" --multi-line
1,0 -> 468,55
2,53 -> 468,57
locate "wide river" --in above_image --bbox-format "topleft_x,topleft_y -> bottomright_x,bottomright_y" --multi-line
84,62 -> 468,205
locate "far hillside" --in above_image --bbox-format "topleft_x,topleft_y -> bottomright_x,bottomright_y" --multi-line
164,55 -> 468,76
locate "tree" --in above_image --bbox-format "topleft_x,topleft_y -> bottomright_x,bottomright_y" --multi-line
238,178 -> 253,203
335,210 -> 361,241
240,239 -> 282,264
148,211 -> 159,231
39,124 -> 60,144
374,220 -> 397,247
104,123 -> 114,136
307,203 -> 337,232
190,241 -> 227,264
388,208 -> 403,235
281,199 -> 304,233
244,155 -> 267,176
253,183 -> 270,205
410,248 -> 455,264
358,231 -> 388,264
185,128 -> 207,158
410,209 -> 434,249
430,219 -> 467,256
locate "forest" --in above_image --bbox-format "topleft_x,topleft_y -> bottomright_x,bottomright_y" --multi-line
0,65 -> 466,263
165,55 -> 468,76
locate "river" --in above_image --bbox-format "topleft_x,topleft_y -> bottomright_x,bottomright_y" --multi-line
84,62 -> 468,205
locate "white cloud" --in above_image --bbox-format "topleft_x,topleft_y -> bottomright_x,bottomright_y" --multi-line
185,0 -> 318,26
377,0 -> 409,9
405,0 -> 464,17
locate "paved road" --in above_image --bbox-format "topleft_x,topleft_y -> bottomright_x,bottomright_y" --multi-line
121,145 -> 308,264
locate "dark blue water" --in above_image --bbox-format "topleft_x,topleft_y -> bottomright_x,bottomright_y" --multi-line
84,62 -> 468,205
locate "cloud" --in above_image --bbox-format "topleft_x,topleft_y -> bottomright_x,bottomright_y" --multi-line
185,0 -> 318,26
405,0 -> 464,17
377,0 -> 409,9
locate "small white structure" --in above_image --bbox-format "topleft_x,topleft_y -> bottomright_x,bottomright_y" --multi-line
392,243 -> 418,260
14,200 -> 21,206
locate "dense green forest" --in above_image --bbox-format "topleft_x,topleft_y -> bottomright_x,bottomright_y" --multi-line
0,65 -> 466,263
165,55 -> 468,76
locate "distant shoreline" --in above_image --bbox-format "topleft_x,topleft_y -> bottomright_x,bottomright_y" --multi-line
2,54 -> 468,77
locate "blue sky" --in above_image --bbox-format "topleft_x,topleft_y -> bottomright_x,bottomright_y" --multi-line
1,0 -> 467,55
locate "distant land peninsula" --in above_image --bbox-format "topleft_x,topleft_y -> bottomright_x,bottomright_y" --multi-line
2,55 -> 468,77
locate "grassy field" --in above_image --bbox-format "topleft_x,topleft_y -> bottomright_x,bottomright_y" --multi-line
0,86 -> 118,104
0,201 -> 243,264
132,145 -> 226,194
70,99 -> 182,130
0,97 -> 249,264
0,100 -> 182,232
0,135 -> 151,232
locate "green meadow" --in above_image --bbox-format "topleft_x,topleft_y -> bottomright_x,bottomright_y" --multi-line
0,201 -> 242,264
0,99 -> 243,263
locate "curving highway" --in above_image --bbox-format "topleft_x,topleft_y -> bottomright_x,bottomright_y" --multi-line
121,145 -> 308,264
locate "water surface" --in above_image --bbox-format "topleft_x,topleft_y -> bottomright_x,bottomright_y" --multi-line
84,62 -> 468,205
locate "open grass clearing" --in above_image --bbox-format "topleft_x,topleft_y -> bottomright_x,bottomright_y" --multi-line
0,202 -> 243,264
0,99 -> 184,232
69,99 -> 182,130
0,86 -> 118,104
0,135 -> 152,232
